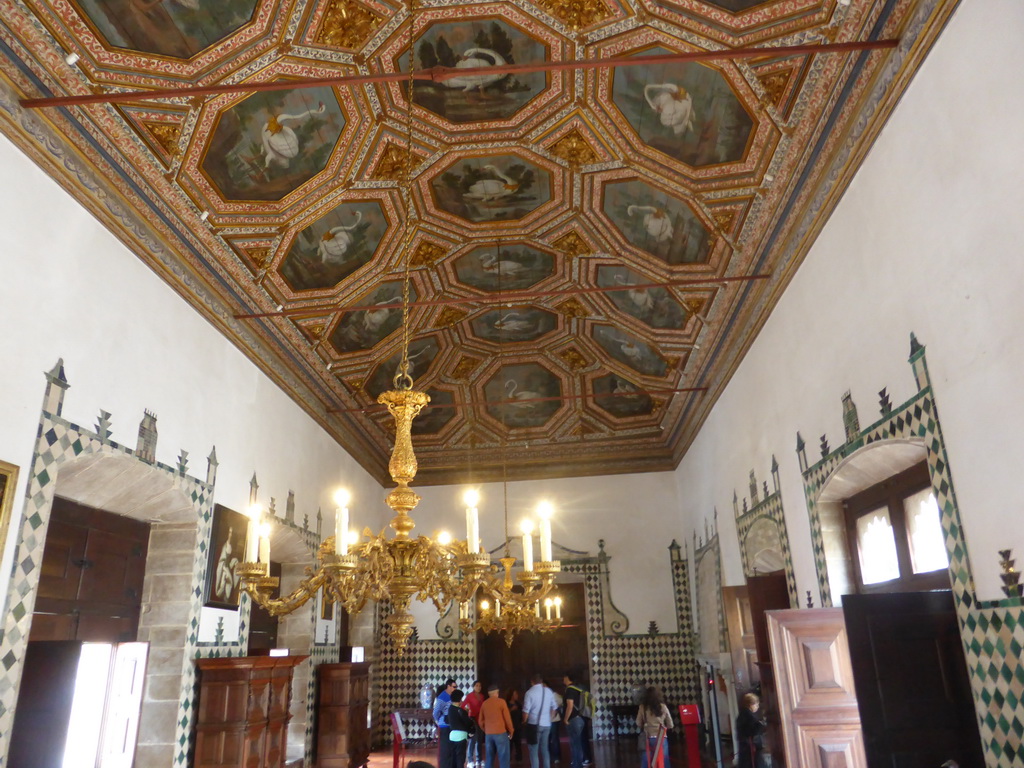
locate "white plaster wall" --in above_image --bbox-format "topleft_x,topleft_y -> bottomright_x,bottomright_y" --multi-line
405,471 -> 684,638
0,132 -> 383,605
674,0 -> 1024,603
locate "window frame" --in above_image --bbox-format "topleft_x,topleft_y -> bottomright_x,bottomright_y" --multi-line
843,462 -> 949,594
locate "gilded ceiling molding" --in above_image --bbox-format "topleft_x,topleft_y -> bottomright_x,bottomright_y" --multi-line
547,129 -> 600,168
533,0 -> 612,31
551,230 -> 591,258
554,297 -> 589,319
139,120 -> 182,158
410,240 -> 447,267
315,0 -> 383,50
435,307 -> 468,328
557,346 -> 589,372
372,143 -> 422,181
452,356 -> 482,381
756,70 -> 792,110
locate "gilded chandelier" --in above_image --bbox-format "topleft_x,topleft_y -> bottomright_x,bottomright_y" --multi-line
236,0 -> 559,653
235,395 -> 562,652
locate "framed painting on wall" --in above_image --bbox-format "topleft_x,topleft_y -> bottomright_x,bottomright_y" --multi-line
204,504 -> 250,609
0,461 -> 19,562
320,587 -> 334,621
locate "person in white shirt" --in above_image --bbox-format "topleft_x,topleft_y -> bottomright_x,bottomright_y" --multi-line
522,673 -> 557,768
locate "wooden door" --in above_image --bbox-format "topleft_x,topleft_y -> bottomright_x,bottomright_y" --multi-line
767,607 -> 867,768
723,585 -> 758,693
843,591 -> 983,768
746,572 -> 790,767
33,497 -> 149,642
8,641 -> 82,768
477,582 -> 588,690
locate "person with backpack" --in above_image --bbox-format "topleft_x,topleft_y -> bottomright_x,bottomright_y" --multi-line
562,672 -> 588,768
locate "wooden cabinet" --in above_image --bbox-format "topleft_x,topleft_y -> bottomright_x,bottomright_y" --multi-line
316,662 -> 370,768
195,655 -> 309,768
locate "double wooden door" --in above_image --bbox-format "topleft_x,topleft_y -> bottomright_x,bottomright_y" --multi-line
32,496 -> 149,642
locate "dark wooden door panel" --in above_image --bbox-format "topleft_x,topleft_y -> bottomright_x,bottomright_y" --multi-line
80,526 -> 147,605
478,582 -> 588,690
843,591 -> 984,768
35,497 -> 150,642
9,641 -> 82,768
746,572 -> 791,768
37,518 -> 86,600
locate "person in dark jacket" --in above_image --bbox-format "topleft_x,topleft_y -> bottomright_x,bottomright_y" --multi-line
448,689 -> 477,768
735,693 -> 767,768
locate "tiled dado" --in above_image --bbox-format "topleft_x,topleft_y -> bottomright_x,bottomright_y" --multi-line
798,337 -> 1024,766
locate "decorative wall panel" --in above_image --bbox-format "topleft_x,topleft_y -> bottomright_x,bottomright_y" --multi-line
798,336 -> 1024,767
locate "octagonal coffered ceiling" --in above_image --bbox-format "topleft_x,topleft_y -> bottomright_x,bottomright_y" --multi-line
0,0 -> 961,482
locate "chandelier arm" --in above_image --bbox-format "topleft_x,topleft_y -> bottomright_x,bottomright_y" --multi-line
241,568 -> 329,618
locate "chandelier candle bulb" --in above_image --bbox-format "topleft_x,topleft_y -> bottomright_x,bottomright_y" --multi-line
521,519 -> 534,572
245,506 -> 260,563
465,493 -> 480,554
537,502 -> 553,562
258,523 -> 271,564
337,506 -> 349,556
535,601 -> 541,618
554,596 -> 562,620
495,599 -> 501,618
334,490 -> 351,556
545,598 -> 553,621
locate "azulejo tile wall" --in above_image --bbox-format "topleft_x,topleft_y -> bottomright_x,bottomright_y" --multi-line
798,336 -> 1024,767
0,361 -> 339,768
733,460 -> 798,608
371,540 -> 701,744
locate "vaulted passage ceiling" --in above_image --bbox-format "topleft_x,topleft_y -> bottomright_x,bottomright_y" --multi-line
0,0 -> 956,484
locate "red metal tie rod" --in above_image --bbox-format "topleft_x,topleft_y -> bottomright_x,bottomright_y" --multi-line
326,385 -> 709,414
20,40 -> 898,109
234,274 -> 771,320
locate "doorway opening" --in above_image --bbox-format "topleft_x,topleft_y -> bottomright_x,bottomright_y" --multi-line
9,498 -> 151,767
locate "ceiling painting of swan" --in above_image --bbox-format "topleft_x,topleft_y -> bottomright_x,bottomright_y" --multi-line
611,47 -> 755,167
592,373 -> 654,419
470,306 -> 558,343
280,200 -> 387,292
453,243 -> 555,291
596,265 -> 687,329
602,180 -> 711,265
592,324 -> 668,378
431,155 -> 552,223
328,281 -> 413,355
484,363 -> 562,429
200,86 -> 345,202
71,0 -> 260,58
408,19 -> 547,124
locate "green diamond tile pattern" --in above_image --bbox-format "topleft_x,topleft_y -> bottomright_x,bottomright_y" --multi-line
735,485 -> 799,608
0,379 -> 216,767
372,553 -> 699,745
798,340 -> 1024,767
695,534 -> 728,655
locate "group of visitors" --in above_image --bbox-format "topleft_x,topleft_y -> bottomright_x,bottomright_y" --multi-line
433,675 -> 769,768
431,671 -> 595,768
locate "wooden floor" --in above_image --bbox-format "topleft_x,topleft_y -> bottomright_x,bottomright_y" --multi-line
367,737 -> 702,768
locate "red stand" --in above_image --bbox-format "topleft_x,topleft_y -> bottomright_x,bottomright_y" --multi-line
678,704 -> 702,768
